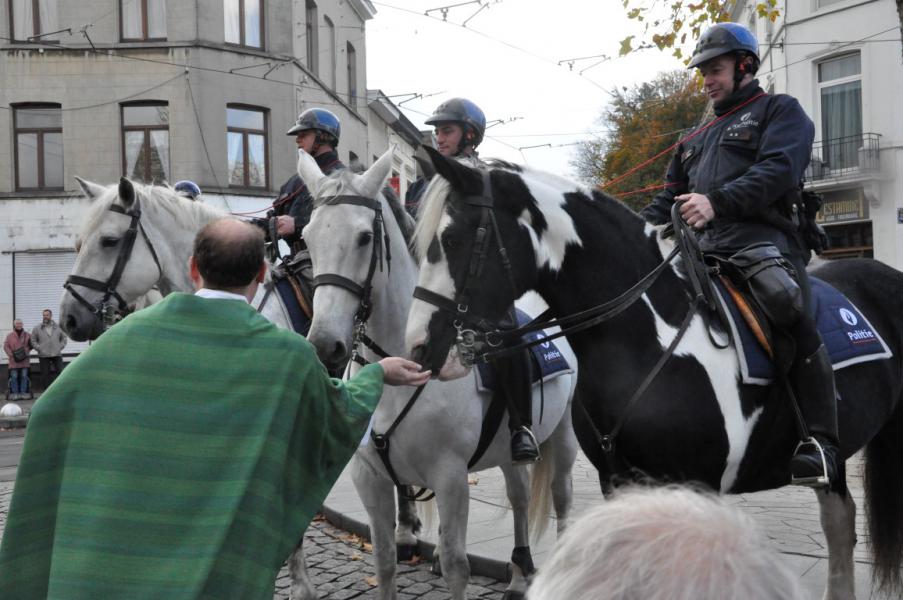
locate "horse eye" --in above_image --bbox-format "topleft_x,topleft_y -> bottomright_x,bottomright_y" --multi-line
358,232 -> 373,247
100,237 -> 119,248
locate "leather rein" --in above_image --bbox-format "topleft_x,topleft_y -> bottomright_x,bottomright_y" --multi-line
64,199 -> 163,330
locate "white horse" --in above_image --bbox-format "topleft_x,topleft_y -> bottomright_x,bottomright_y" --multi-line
298,148 -> 580,600
57,177 -> 345,599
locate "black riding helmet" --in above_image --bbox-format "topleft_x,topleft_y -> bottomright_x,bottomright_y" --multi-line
425,98 -> 486,153
688,23 -> 760,91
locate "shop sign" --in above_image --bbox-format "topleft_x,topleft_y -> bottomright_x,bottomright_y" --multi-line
816,188 -> 868,224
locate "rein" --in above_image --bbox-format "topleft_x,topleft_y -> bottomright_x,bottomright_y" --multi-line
64,199 -> 163,330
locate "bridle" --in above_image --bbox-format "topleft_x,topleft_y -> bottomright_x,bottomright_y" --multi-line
310,193 -> 392,365
412,169 -> 521,367
64,198 -> 163,330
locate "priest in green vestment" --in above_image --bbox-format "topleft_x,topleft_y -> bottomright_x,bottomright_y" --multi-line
0,218 -> 430,599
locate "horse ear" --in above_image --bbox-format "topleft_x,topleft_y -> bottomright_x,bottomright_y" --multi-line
297,150 -> 326,198
118,177 -> 136,207
358,146 -> 394,198
423,145 -> 475,190
75,176 -> 107,200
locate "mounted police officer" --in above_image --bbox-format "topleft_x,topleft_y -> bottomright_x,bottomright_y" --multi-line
640,23 -> 839,487
405,97 -> 485,217
410,98 -> 540,465
271,108 -> 346,253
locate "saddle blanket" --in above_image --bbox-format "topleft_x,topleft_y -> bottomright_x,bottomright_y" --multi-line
274,276 -> 312,336
715,277 -> 892,386
475,308 -> 573,393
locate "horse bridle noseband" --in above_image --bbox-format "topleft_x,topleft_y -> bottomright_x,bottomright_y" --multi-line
65,199 -> 162,329
412,170 -> 521,367
311,194 -> 392,364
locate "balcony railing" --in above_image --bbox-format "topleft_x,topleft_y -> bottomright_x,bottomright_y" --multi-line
805,133 -> 880,182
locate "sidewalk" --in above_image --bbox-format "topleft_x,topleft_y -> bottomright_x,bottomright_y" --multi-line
323,452 -> 891,599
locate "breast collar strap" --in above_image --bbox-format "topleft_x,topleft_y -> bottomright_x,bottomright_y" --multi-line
64,200 -> 163,325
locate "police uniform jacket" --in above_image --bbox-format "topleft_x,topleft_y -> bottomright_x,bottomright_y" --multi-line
640,81 -> 815,259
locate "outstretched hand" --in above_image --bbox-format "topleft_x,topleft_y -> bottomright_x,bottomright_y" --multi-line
378,357 -> 431,387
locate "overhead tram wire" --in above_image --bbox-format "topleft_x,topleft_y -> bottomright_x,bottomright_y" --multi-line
0,71 -> 186,111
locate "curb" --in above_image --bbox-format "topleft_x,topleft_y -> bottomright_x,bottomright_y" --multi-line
320,504 -> 511,582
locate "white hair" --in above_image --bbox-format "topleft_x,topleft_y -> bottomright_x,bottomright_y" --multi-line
527,486 -> 805,600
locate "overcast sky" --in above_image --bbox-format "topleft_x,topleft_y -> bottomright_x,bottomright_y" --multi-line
365,0 -> 687,179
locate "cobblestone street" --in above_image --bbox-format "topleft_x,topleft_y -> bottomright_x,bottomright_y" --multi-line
274,517 -> 508,600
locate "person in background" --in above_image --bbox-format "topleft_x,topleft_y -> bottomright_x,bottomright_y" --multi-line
30,309 -> 67,391
4,319 -> 32,399
174,180 -> 202,200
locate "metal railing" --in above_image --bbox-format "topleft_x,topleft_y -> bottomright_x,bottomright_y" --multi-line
805,133 -> 880,182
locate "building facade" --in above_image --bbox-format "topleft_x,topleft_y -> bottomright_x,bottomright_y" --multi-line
0,0 -> 418,358
733,0 -> 903,267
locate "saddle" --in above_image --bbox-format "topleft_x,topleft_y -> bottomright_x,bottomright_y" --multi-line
268,251 -> 314,335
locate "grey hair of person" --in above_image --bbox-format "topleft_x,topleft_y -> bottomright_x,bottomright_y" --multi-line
527,485 -> 806,600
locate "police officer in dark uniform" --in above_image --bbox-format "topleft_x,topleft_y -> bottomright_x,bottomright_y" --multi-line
272,108 -> 346,252
410,98 -> 540,464
405,98 -> 485,217
640,23 -> 839,487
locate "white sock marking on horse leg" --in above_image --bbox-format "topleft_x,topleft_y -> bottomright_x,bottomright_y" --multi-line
641,296 -> 760,492
816,488 -> 857,600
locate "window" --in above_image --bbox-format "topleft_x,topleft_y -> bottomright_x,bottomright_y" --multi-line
10,0 -> 58,42
224,0 -> 263,48
818,53 -> 862,170
227,106 -> 268,188
121,0 -> 167,41
14,104 -> 63,190
324,16 -> 336,88
346,42 -> 357,105
122,103 -> 170,183
306,0 -> 318,75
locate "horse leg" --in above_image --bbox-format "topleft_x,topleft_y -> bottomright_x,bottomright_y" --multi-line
499,463 -> 534,600
288,535 -> 317,600
395,487 -> 421,561
433,469 -> 471,600
351,455 -> 399,600
815,467 -> 856,600
547,405 -> 578,536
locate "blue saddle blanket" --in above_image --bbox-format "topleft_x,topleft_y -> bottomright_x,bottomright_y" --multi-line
274,277 -> 312,336
475,308 -> 573,392
715,277 -> 892,385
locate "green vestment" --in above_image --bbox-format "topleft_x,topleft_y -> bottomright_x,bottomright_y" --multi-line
0,293 -> 384,599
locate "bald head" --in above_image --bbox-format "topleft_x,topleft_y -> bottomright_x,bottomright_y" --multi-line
191,218 -> 265,291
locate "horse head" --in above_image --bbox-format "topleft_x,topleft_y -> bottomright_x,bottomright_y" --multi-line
301,147 -> 396,370
406,146 -> 552,380
61,177 -> 190,341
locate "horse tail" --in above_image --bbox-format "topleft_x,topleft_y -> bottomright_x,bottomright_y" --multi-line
864,401 -> 903,595
528,444 -> 554,544
417,496 -> 438,535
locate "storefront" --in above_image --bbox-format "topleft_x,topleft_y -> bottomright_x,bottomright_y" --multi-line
816,187 -> 873,259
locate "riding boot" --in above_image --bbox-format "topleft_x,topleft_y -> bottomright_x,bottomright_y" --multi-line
501,347 -> 540,465
789,343 -> 840,487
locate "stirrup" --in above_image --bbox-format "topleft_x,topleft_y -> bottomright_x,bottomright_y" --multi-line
511,427 -> 541,465
790,436 -> 830,488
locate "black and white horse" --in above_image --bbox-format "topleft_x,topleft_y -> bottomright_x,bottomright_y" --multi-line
404,147 -> 903,600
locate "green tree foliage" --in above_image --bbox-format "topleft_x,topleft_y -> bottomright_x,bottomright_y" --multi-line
572,70 -> 706,212
618,0 -> 779,61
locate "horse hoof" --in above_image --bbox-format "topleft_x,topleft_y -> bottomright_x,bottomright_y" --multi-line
396,544 -> 418,562
502,591 -> 525,600
431,561 -> 443,576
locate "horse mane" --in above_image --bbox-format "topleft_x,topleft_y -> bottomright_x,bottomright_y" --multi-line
78,182 -> 225,243
313,168 -> 416,248
412,176 -> 452,262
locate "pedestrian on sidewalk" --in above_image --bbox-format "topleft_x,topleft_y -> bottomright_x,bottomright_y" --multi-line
30,308 -> 67,390
527,485 -> 805,600
4,319 -> 31,398
0,218 -> 430,600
